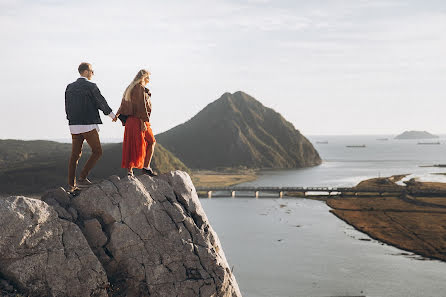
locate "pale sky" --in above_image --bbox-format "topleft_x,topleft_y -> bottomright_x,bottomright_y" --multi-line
1,0 -> 446,140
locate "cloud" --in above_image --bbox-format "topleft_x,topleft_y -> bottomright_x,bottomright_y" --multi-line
1,0 -> 446,138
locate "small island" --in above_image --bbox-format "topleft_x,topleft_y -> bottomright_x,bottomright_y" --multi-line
395,130 -> 439,140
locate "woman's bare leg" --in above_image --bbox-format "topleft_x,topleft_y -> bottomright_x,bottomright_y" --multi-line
127,167 -> 134,176
143,143 -> 155,168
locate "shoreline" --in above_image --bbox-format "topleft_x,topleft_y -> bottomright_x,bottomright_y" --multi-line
325,176 -> 446,262
328,206 -> 444,262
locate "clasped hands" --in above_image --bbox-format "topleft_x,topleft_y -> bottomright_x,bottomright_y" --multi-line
112,115 -> 147,131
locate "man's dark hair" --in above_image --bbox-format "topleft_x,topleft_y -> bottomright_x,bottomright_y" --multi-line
78,62 -> 91,74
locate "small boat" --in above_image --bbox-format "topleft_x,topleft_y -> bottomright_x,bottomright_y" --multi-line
376,138 -> 389,141
417,142 -> 440,145
346,145 -> 366,148
316,141 -> 328,144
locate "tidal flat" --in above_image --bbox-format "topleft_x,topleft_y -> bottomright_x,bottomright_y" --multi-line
191,169 -> 257,188
327,190 -> 446,263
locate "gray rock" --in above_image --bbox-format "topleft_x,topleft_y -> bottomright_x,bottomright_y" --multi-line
42,187 -> 71,207
68,206 -> 78,221
0,171 -> 241,297
71,171 -> 241,297
83,218 -> 108,248
0,278 -> 14,292
53,204 -> 74,220
0,196 -> 109,297
42,188 -> 74,221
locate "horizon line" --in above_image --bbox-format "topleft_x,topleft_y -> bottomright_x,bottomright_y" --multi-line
4,133 -> 446,143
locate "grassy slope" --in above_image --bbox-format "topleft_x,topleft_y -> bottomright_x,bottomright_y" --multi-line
0,139 -> 189,194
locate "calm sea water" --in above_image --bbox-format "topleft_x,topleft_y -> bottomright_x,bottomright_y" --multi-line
242,135 -> 446,187
201,198 -> 446,297
200,135 -> 446,297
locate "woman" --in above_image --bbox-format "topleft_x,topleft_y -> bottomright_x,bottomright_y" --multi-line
114,69 -> 157,177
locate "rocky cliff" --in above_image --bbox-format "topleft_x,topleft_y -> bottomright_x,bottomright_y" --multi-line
156,91 -> 321,169
0,171 -> 241,297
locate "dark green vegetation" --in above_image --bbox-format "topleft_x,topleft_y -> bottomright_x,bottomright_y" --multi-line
395,130 -> 439,139
0,139 -> 188,194
156,91 -> 321,169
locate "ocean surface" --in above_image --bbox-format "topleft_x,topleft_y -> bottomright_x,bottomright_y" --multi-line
242,135 -> 446,188
200,135 -> 446,297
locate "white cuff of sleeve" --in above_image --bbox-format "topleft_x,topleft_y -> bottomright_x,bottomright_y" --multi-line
108,112 -> 116,119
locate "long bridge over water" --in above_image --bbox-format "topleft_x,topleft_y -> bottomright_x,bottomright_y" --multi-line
196,186 -> 446,198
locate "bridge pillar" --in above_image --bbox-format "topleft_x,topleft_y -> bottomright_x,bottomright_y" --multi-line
231,191 -> 236,198
279,191 -> 283,198
207,191 -> 212,199
255,191 -> 259,198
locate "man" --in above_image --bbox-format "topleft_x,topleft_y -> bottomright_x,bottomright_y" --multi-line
65,62 -> 115,191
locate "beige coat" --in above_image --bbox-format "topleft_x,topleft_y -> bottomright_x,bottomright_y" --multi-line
117,84 -> 151,122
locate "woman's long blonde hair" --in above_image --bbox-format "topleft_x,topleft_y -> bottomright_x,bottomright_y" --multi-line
122,69 -> 151,101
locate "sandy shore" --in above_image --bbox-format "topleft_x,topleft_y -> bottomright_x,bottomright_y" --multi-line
327,176 -> 446,261
191,169 -> 257,188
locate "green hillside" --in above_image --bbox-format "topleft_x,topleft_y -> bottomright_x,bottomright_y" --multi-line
156,91 -> 321,169
0,139 -> 189,194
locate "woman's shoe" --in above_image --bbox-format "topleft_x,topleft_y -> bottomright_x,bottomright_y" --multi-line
67,186 -> 81,197
77,178 -> 93,188
142,168 -> 157,176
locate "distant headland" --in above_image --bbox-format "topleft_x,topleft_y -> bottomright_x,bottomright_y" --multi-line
394,130 -> 439,140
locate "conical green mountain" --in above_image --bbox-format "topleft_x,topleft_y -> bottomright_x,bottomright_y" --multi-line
156,91 -> 322,169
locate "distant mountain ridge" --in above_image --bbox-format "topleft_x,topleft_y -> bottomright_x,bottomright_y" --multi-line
395,131 -> 439,140
156,91 -> 321,169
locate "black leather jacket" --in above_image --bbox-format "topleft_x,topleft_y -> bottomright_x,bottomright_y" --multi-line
65,78 -> 113,125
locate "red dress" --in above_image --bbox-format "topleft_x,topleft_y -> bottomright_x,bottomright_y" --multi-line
121,116 -> 156,169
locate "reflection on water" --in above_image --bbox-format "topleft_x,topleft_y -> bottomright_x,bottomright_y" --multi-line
201,198 -> 446,297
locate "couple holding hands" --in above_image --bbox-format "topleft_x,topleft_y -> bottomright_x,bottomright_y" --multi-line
65,62 -> 156,192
